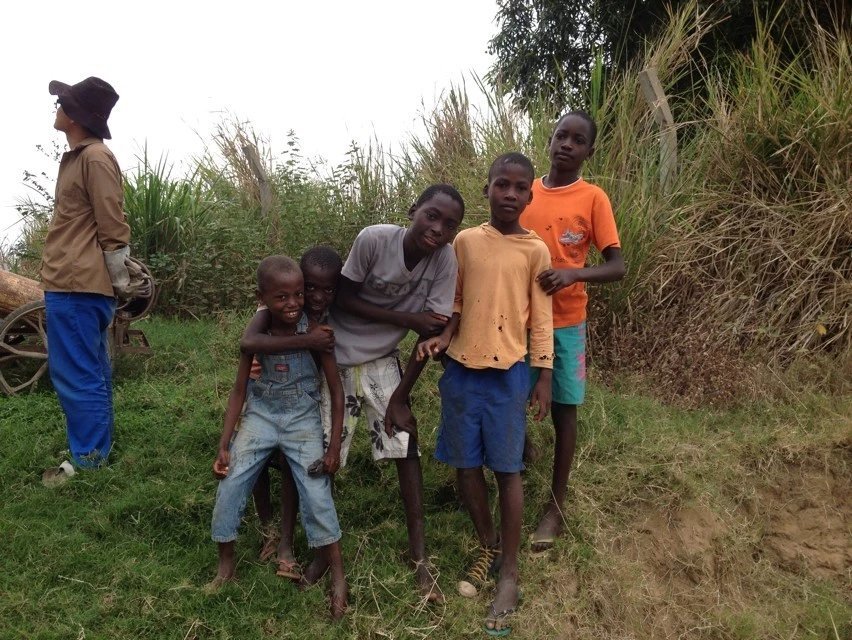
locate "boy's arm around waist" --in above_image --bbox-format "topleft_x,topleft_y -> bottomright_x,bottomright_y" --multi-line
415,312 -> 460,362
537,246 -> 626,295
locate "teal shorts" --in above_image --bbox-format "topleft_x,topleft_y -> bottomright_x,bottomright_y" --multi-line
530,322 -> 586,406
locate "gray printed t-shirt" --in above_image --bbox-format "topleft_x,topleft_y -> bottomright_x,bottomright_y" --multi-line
330,224 -> 458,366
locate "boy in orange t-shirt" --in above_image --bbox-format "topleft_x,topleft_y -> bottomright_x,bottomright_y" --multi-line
519,111 -> 626,553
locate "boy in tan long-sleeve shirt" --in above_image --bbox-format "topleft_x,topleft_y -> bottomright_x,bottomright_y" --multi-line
418,153 -> 553,636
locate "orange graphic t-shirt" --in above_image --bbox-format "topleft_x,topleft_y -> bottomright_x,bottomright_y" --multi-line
519,178 -> 621,327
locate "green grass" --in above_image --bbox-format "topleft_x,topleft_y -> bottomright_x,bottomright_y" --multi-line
1,317 -> 849,639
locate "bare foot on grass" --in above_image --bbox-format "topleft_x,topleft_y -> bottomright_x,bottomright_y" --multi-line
205,542 -> 236,592
414,560 -> 445,604
329,575 -> 349,620
203,572 -> 235,594
204,559 -> 236,593
531,508 -> 564,553
298,555 -> 329,589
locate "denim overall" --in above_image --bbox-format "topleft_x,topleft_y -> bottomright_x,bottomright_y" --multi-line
211,314 -> 341,548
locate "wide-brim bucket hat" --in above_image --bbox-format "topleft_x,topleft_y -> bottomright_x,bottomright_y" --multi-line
49,76 -> 118,139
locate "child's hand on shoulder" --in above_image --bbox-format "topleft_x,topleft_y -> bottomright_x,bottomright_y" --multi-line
537,268 -> 579,295
416,336 -> 449,361
213,448 -> 230,479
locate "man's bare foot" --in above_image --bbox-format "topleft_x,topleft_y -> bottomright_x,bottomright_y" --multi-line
329,576 -> 349,620
299,555 -> 329,589
414,560 -> 445,604
531,508 -> 564,553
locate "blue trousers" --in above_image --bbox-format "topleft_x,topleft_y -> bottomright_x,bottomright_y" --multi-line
45,291 -> 116,468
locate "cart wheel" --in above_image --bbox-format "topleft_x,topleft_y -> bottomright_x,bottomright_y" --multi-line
0,300 -> 48,395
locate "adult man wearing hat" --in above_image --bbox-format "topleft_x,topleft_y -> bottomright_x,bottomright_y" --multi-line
41,76 -> 136,482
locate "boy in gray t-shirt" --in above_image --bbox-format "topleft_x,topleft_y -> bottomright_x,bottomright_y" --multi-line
331,222 -> 457,371
318,184 -> 464,602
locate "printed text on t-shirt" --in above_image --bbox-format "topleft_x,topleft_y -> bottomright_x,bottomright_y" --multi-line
364,274 -> 434,298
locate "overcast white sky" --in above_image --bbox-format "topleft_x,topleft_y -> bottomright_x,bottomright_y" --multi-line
1,0 -> 498,246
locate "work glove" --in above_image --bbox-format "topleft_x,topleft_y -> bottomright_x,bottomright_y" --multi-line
125,258 -> 153,299
104,246 -> 139,300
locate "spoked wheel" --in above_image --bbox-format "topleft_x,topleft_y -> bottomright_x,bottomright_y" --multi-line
0,300 -> 48,395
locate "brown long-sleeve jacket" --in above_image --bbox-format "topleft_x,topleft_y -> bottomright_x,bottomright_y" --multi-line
40,137 -> 130,296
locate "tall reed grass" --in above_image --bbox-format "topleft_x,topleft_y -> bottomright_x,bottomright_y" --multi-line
645,7 -> 851,360
124,149 -> 213,260
7,1 -> 848,390
395,1 -> 850,371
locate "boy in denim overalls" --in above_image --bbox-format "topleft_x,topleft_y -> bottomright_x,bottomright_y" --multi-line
209,255 -> 348,620
242,246 -> 342,579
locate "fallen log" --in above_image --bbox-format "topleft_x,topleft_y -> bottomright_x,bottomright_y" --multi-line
0,270 -> 42,316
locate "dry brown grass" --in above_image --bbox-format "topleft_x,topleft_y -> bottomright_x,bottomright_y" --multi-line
637,10 -> 851,365
513,391 -> 852,640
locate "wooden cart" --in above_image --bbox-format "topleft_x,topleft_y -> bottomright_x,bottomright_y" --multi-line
0,261 -> 155,395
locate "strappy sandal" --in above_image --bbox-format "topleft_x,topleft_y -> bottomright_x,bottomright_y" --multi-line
484,587 -> 522,637
483,602 -> 516,637
457,543 -> 502,598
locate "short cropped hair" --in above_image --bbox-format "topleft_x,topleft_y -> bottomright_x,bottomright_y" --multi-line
487,152 -> 535,182
556,110 -> 598,145
256,255 -> 301,291
413,183 -> 465,216
300,245 -> 343,275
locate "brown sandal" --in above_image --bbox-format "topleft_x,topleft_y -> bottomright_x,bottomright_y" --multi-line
275,558 -> 303,581
259,530 -> 279,562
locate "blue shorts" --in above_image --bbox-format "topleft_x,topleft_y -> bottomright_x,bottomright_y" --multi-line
435,358 -> 529,473
530,322 -> 586,406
